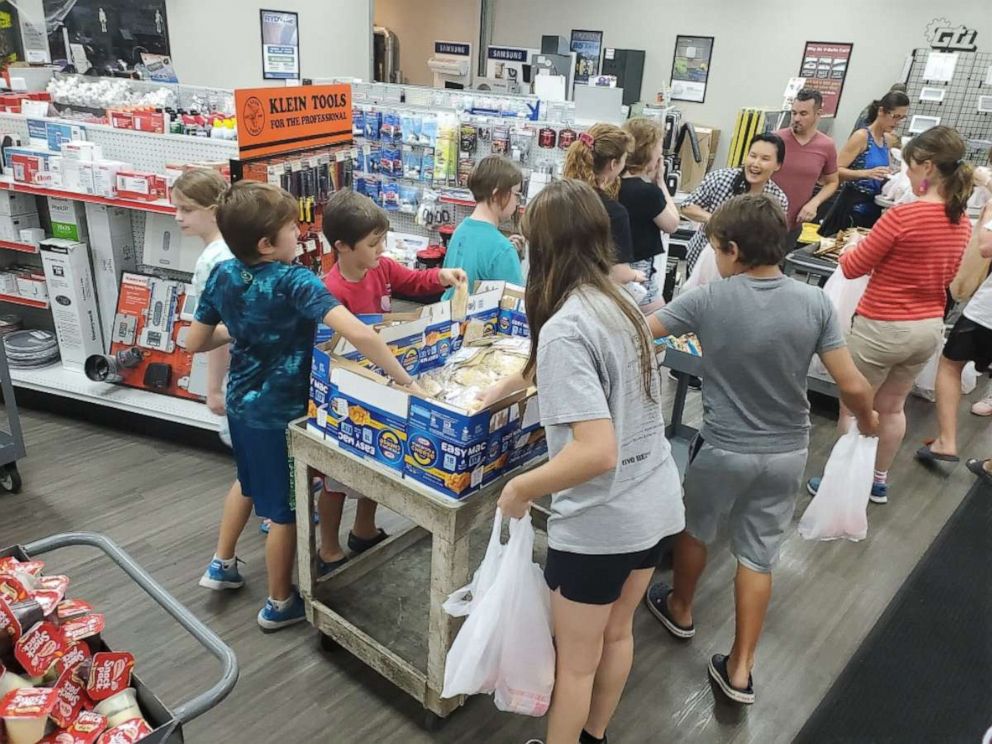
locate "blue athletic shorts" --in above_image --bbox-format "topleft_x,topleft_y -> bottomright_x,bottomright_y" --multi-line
227,418 -> 295,524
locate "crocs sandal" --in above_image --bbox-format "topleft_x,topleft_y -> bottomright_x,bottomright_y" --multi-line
347,529 -> 388,554
915,443 -> 959,463
708,654 -> 755,705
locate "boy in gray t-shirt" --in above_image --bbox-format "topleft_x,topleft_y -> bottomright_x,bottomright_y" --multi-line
643,194 -> 877,705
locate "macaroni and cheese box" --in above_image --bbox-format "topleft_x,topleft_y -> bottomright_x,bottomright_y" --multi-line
333,368 -> 409,472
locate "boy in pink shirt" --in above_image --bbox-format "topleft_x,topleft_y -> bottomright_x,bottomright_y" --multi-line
323,191 -> 466,314
317,191 -> 466,570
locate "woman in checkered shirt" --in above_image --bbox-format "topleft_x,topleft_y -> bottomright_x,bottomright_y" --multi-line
682,134 -> 789,275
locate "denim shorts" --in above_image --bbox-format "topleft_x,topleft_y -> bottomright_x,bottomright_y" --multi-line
228,418 -> 295,524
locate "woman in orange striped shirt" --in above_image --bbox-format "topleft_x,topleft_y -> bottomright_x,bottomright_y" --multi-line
808,126 -> 973,504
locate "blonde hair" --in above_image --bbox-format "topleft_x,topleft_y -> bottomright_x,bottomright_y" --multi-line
562,123 -> 633,199
171,168 -> 227,209
522,179 -> 656,400
623,117 -> 664,175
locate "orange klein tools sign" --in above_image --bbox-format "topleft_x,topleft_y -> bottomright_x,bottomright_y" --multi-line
234,84 -> 352,159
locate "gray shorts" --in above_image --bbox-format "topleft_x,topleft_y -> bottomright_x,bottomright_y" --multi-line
684,440 -> 808,573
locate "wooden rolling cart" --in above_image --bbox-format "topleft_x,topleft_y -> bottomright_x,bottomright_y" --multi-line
288,419 -> 546,729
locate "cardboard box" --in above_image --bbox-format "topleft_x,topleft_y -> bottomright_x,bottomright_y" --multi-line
39,238 -> 105,371
15,269 -> 47,299
115,171 -> 157,201
679,126 -> 721,193
0,191 -> 38,217
93,160 -> 132,198
45,121 -> 85,153
9,153 -> 46,184
84,203 -> 136,343
0,213 -> 41,242
134,111 -> 166,133
142,213 -> 203,273
47,197 -> 88,241
109,110 -> 135,130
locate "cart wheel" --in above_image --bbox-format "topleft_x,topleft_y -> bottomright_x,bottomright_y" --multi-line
0,464 -> 21,494
318,632 -> 339,653
422,711 -> 445,732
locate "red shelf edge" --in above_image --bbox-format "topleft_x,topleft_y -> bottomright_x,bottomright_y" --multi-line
0,292 -> 49,309
0,240 -> 39,254
0,180 -> 176,215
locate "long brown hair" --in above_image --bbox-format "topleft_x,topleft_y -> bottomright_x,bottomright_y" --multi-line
623,117 -> 663,175
521,179 -> 657,400
902,125 -> 974,223
562,123 -> 633,199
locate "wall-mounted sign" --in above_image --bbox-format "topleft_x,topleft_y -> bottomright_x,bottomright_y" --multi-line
235,84 -> 351,159
570,29 -> 603,86
260,9 -> 300,80
434,41 -> 470,57
798,41 -> 853,118
485,46 -> 537,85
670,35 -> 714,103
925,17 -> 978,52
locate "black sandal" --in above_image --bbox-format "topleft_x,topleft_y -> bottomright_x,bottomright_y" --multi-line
347,529 -> 388,554
966,459 -> 992,485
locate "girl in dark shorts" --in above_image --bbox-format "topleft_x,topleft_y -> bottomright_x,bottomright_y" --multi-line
482,179 -> 684,744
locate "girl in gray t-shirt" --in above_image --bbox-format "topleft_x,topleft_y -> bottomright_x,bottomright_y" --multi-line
486,179 -> 683,744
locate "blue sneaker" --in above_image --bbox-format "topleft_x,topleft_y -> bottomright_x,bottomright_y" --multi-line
257,589 -> 306,632
198,558 -> 244,590
807,477 -> 888,504
868,482 -> 888,504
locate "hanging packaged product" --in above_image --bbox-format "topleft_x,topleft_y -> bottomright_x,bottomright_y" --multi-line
420,116 -> 438,147
510,128 -> 535,164
402,146 -> 421,180
558,128 -> 577,150
490,126 -> 510,155
457,159 -> 474,188
420,150 -> 435,184
363,110 -> 382,141
459,124 -> 478,155
538,127 -> 557,149
352,107 -> 366,138
398,185 -> 421,214
382,181 -> 401,211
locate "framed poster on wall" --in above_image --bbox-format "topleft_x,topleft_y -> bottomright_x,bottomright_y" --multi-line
798,41 -> 853,117
260,9 -> 300,80
670,35 -> 714,103
570,29 -> 603,86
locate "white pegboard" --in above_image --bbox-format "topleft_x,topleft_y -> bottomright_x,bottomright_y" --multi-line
49,73 -> 236,117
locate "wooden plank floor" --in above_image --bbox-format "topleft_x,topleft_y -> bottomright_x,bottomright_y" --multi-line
1,380 -> 989,744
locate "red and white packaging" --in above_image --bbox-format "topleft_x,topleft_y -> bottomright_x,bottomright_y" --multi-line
61,615 -> 104,645
0,574 -> 31,604
40,711 -> 110,744
15,621 -> 65,677
0,686 -> 58,743
114,173 -> 157,202
94,718 -> 151,744
52,667 -> 89,728
56,602 -> 93,624
108,111 -> 134,130
132,112 -> 164,134
32,577 -> 70,617
85,654 -> 133,703
9,154 -> 45,185
55,642 -> 91,678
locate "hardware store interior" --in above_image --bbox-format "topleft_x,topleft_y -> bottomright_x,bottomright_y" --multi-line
0,1 -> 990,742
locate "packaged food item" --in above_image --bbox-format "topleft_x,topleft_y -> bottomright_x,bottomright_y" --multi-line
0,686 -> 58,744
94,716 -> 151,744
15,622 -> 64,678
60,615 -> 104,647
92,688 -> 145,731
85,654 -> 133,703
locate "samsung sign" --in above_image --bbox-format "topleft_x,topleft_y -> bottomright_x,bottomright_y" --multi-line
434,41 -> 471,56
487,47 -> 529,62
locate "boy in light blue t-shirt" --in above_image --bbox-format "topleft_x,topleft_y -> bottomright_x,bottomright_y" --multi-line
442,155 -> 525,296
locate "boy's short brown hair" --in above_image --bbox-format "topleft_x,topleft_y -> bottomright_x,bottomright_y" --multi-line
216,181 -> 298,263
322,190 -> 389,251
467,155 -> 523,205
705,194 -> 789,267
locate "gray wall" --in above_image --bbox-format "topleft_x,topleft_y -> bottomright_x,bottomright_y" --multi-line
166,0 -> 372,89
489,1 -> 990,165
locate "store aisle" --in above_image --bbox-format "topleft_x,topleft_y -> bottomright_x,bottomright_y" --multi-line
1,387 -> 988,744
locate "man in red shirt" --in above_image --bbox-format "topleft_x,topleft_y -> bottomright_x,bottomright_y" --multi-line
773,89 -> 840,228
323,190 -> 466,314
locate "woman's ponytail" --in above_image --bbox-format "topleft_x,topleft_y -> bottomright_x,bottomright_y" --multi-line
866,99 -> 881,124
942,160 -> 974,224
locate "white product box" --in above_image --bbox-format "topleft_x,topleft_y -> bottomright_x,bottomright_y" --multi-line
47,197 -> 88,241
0,271 -> 19,295
19,228 -> 45,245
0,191 -> 38,217
93,160 -> 132,198
60,141 -> 103,161
58,158 -> 82,192
0,213 -> 41,242
77,162 -> 96,194
15,270 -> 47,300
39,238 -> 105,371
84,203 -> 136,343
143,212 -> 201,273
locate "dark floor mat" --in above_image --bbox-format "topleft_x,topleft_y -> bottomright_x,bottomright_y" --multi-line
794,479 -> 992,743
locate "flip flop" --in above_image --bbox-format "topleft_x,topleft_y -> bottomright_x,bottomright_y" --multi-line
915,444 -> 960,463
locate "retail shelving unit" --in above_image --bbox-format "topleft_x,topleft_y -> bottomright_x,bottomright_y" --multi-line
0,110 -> 235,430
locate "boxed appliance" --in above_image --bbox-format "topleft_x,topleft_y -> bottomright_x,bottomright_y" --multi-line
0,212 -> 42,242
48,196 -> 89,241
84,203 -> 137,343
142,213 -> 204,273
39,238 -> 105,371
0,190 -> 38,217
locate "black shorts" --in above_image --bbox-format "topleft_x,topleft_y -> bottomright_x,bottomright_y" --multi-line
943,315 -> 992,373
544,537 -> 668,605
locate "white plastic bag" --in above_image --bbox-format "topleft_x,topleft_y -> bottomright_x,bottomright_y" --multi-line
912,348 -> 978,401
683,242 -> 721,291
442,510 -> 504,617
798,429 -> 878,541
809,268 -> 870,380
442,511 -> 555,716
